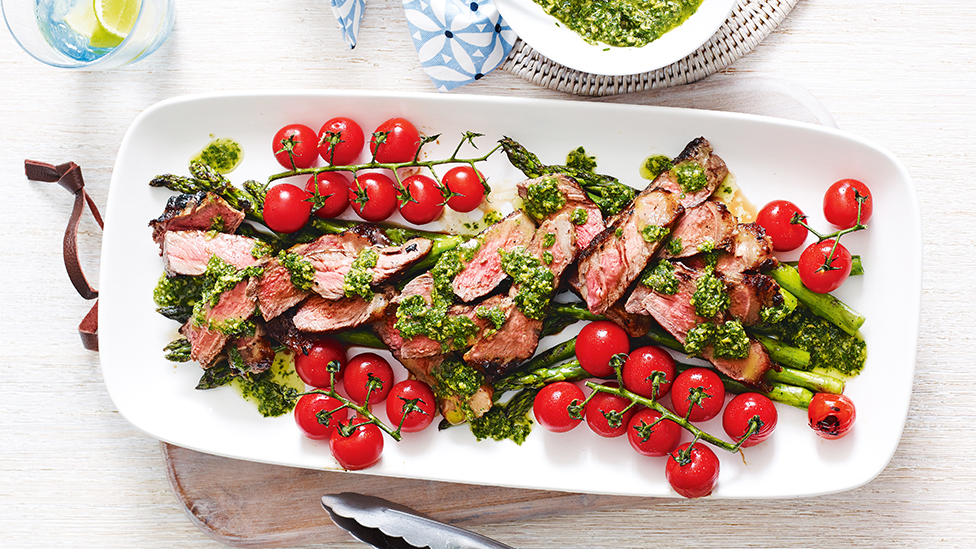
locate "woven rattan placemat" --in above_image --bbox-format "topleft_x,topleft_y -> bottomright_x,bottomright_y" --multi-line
501,0 -> 798,96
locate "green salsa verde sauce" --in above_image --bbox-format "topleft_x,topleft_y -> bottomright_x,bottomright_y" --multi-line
191,137 -> 244,174
534,0 -> 704,48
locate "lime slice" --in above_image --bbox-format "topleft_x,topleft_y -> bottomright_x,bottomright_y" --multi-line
63,0 -> 99,39
92,0 -> 140,48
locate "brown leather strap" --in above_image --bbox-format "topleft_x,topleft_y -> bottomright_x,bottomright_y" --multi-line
26,160 -> 103,351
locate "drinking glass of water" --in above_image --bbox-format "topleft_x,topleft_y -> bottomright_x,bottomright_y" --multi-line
2,0 -> 175,69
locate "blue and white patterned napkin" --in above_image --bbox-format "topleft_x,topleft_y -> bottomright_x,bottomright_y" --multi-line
402,0 -> 517,91
331,0 -> 365,48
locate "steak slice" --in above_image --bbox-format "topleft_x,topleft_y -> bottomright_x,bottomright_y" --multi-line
228,325 -> 275,375
463,298 -> 543,379
292,290 -> 392,333
180,278 -> 258,368
299,233 -> 432,300
727,272 -> 782,326
649,137 -> 729,210
256,258 -> 309,321
575,188 -> 683,314
162,231 -> 264,276
625,261 -> 703,341
715,222 -> 778,275
150,192 -> 245,247
704,340 -> 774,387
452,211 -> 536,302
517,174 -> 605,250
659,200 -> 737,259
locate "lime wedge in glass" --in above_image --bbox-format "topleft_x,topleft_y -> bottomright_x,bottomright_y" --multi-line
64,0 -> 141,49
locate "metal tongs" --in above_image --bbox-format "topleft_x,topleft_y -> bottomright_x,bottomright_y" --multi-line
321,492 -> 516,549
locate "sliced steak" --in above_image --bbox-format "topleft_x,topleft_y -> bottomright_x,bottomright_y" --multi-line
264,309 -> 315,355
527,213 -> 578,280
704,340 -> 773,387
650,137 -> 729,210
517,174 -> 605,250
256,258 -> 310,321
228,325 -> 276,375
727,272 -> 782,326
179,278 -> 258,367
715,222 -> 778,275
575,188 -> 683,314
292,290 -> 392,333
625,261 -> 703,341
462,297 -> 542,379
150,192 -> 245,246
299,233 -> 432,300
660,200 -> 737,259
162,231 -> 264,276
452,211 -> 536,302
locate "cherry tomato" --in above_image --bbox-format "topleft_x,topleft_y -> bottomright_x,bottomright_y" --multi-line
272,123 -> 319,170
756,200 -> 808,252
621,345 -> 676,400
386,379 -> 437,433
317,117 -> 365,166
722,393 -> 778,447
398,174 -> 444,225
306,171 -> 351,219
349,172 -> 398,222
343,353 -> 395,405
294,393 -> 349,440
666,442 -> 720,499
294,338 -> 347,388
798,239 -> 852,294
370,117 -> 421,163
584,383 -> 636,438
442,165 -> 487,213
824,178 -> 873,229
575,321 -> 630,377
808,393 -> 856,440
533,381 -> 585,433
670,367 -> 725,423
627,408 -> 681,457
330,417 -> 384,471
263,183 -> 312,233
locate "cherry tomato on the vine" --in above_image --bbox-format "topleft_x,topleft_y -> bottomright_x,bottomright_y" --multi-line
264,183 -> 312,234
442,165 -> 487,213
318,117 -> 365,166
627,408 -> 681,457
294,393 -> 349,440
306,171 -> 351,219
756,200 -> 808,252
343,353 -> 395,405
273,123 -> 319,170
386,379 -> 437,433
575,321 -> 630,378
398,174 -> 445,225
533,381 -> 585,433
370,118 -> 421,163
349,172 -> 398,222
294,337 -> 347,388
330,417 -> 384,471
621,345 -> 676,400
584,383 -> 636,438
808,393 -> 856,440
666,442 -> 720,499
670,367 -> 725,423
722,393 -> 778,447
824,178 -> 873,229
797,239 -> 852,294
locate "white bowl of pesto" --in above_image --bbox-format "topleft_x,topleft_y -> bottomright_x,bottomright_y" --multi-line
495,0 -> 737,76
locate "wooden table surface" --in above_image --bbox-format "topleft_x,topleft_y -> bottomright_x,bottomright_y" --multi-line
2,0 -> 973,547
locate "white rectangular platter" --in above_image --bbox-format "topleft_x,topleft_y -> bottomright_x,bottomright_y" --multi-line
99,91 -> 919,498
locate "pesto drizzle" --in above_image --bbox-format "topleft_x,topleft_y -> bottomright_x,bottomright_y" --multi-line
674,161 -> 709,194
343,248 -> 379,300
523,176 -> 566,221
279,251 -> 315,292
499,246 -> 555,320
